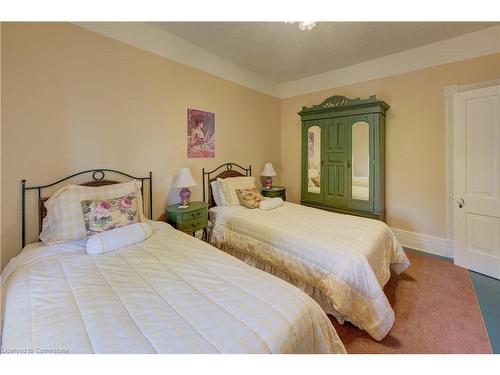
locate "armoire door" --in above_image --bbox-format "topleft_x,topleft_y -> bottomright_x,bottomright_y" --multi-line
348,114 -> 374,212
302,120 -> 324,204
323,117 -> 348,208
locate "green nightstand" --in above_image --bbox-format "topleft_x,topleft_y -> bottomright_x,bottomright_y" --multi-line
261,186 -> 286,201
166,201 -> 209,241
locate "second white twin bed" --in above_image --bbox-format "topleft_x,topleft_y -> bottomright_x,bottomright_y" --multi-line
205,163 -> 410,341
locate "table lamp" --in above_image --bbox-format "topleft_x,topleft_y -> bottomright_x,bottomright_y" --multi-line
173,167 -> 197,207
261,163 -> 277,189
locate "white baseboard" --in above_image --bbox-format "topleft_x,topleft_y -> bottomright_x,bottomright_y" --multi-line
391,228 -> 454,259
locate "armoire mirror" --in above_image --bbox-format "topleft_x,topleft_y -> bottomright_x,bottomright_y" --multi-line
307,125 -> 321,194
351,121 -> 370,201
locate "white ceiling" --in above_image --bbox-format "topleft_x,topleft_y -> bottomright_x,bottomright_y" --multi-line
149,22 -> 497,83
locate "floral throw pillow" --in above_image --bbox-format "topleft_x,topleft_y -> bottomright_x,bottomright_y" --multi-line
81,192 -> 140,236
236,188 -> 264,209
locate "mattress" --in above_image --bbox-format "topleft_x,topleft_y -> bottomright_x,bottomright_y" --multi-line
209,203 -> 410,341
1,221 -> 345,354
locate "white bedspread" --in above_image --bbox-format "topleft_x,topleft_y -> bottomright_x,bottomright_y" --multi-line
209,203 -> 410,341
1,221 -> 345,354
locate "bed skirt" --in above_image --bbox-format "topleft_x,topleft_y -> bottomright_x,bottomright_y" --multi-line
219,245 -> 360,329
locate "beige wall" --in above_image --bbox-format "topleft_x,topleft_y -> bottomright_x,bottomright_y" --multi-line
281,53 -> 500,239
2,22 -> 499,270
1,23 -> 281,269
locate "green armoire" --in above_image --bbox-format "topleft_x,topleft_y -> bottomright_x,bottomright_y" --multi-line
299,95 -> 389,220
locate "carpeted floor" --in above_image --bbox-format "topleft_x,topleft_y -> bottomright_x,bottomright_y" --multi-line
330,251 -> 493,354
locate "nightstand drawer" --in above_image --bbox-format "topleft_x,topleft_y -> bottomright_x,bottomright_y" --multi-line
181,210 -> 204,221
166,201 -> 209,241
178,216 -> 208,232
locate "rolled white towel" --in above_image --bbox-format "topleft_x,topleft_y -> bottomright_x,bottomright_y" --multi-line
86,222 -> 152,255
259,197 -> 284,210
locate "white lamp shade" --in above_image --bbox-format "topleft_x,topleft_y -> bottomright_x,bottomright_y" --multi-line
173,168 -> 197,188
261,163 -> 277,177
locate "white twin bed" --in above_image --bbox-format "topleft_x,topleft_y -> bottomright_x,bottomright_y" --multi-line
205,163 -> 410,341
2,221 -> 344,354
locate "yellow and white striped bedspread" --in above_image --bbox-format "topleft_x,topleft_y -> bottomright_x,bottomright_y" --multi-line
210,203 -> 410,341
1,221 -> 345,354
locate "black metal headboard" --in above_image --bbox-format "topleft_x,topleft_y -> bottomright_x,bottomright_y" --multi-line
202,163 -> 252,208
21,169 -> 153,248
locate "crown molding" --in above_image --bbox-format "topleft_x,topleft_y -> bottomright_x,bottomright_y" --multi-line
280,25 -> 500,98
74,23 -> 500,100
73,22 -> 281,98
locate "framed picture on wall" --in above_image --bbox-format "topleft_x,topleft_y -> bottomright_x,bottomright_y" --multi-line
187,108 -> 215,158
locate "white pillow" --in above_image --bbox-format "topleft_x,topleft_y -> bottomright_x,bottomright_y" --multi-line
86,222 -> 152,255
210,180 -> 227,206
259,197 -> 284,210
218,176 -> 256,206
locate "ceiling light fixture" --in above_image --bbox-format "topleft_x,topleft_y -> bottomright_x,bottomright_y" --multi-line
298,21 -> 317,31
285,21 -> 317,31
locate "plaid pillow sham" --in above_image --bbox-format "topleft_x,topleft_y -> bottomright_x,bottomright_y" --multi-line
40,180 -> 145,244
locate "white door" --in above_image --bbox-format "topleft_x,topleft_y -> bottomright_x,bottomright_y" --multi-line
453,85 -> 500,279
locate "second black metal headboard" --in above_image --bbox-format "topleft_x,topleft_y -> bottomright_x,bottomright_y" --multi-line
21,168 -> 153,248
202,163 -> 252,208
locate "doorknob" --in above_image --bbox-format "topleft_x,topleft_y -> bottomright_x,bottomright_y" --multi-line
456,198 -> 465,208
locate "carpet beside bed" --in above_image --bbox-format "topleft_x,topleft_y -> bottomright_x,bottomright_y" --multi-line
331,251 -> 492,354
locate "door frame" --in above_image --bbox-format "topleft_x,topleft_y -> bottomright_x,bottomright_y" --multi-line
444,79 -> 500,245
